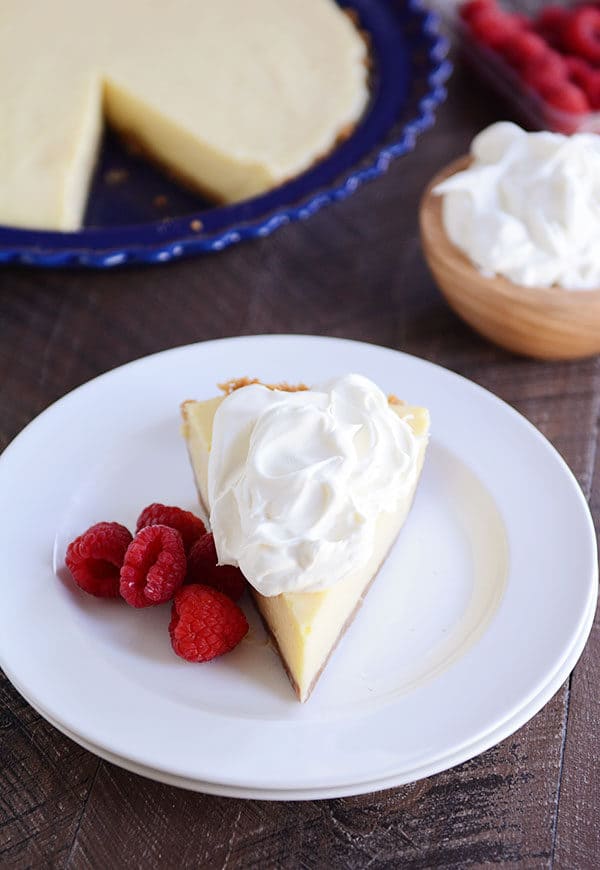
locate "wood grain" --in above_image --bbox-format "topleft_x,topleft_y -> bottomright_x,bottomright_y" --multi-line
1,63 -> 598,869
0,677 -> 99,869
553,411 -> 600,869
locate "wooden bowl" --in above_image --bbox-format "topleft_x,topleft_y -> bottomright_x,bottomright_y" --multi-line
419,156 -> 600,360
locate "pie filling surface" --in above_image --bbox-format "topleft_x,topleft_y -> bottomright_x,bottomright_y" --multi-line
1,0 -> 369,230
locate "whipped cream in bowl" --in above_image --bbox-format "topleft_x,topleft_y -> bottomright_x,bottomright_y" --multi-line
207,374 -> 420,597
433,121 -> 600,291
419,121 -> 600,360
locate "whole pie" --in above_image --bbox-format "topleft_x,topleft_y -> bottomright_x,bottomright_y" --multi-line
181,376 -> 429,702
1,0 -> 369,230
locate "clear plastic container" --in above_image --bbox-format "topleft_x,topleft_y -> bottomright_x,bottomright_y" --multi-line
451,2 -> 600,134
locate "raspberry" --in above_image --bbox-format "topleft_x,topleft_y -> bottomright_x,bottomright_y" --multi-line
511,14 -> 531,31
120,524 -> 186,607
469,9 -> 521,52
566,54 -> 595,86
540,80 -> 590,115
169,584 -> 249,662
530,49 -> 568,79
501,31 -> 549,69
136,503 -> 206,551
535,6 -> 570,50
565,54 -> 600,106
584,70 -> 600,108
459,0 -> 496,24
564,7 -> 600,65
186,533 -> 247,601
65,522 -> 132,598
537,5 -> 569,30
522,50 -> 569,92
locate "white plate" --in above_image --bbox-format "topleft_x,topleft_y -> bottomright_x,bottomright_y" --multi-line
0,336 -> 596,795
17,585 -> 597,800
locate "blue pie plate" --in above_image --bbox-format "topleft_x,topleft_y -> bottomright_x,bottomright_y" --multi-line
0,0 -> 450,268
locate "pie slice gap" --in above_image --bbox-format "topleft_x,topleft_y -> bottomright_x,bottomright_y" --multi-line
181,379 -> 429,702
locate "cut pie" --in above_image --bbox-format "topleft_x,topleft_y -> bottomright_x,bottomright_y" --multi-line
1,0 -> 368,230
181,378 -> 429,702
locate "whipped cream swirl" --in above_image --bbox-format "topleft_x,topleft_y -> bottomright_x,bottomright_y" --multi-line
208,374 -> 418,596
434,121 -> 600,290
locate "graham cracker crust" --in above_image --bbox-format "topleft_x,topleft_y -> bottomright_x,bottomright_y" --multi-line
218,377 -> 308,395
249,589 -> 304,702
218,377 -> 404,408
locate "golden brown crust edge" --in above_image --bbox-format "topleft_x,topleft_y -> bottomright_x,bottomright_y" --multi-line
249,590 -> 303,702
218,377 -> 309,395
217,378 -> 406,407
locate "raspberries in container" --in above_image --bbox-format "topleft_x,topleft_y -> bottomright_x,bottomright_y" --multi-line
459,0 -> 600,131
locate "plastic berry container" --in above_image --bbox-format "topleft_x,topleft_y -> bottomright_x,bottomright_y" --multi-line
453,1 -> 600,134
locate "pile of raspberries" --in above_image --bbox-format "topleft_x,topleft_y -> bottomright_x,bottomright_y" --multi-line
461,1 -> 600,115
65,503 -> 248,662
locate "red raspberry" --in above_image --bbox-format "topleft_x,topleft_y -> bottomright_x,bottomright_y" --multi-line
535,6 -> 570,50
169,584 -> 249,662
541,80 -> 590,115
136,503 -> 206,551
469,9 -> 521,52
120,524 -> 186,607
522,50 -> 569,92
186,533 -> 247,601
584,71 -> 600,108
511,14 -> 531,31
564,6 -> 600,65
526,49 -> 568,79
65,522 -> 132,598
502,31 -> 549,70
566,54 -> 595,85
459,0 -> 496,24
565,55 -> 600,105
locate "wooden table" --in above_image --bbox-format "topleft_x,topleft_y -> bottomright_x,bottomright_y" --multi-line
1,63 -> 598,869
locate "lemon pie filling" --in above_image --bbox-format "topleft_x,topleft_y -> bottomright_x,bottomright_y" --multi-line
1,0 -> 369,230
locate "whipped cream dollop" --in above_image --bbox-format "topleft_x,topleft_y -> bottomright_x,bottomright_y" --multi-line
208,374 -> 419,596
434,121 -> 600,290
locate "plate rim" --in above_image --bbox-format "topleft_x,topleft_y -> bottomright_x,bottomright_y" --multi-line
0,335 -> 597,791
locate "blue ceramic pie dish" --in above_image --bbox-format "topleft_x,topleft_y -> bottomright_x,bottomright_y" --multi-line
0,0 -> 451,267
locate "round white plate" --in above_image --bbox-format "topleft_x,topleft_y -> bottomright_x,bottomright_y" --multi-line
18,583 -> 597,800
0,336 -> 596,796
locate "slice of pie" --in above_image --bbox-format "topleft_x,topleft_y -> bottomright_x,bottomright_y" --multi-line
181,376 -> 429,702
1,0 -> 368,230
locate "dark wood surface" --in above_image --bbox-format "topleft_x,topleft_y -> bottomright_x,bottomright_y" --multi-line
1,63 -> 599,869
